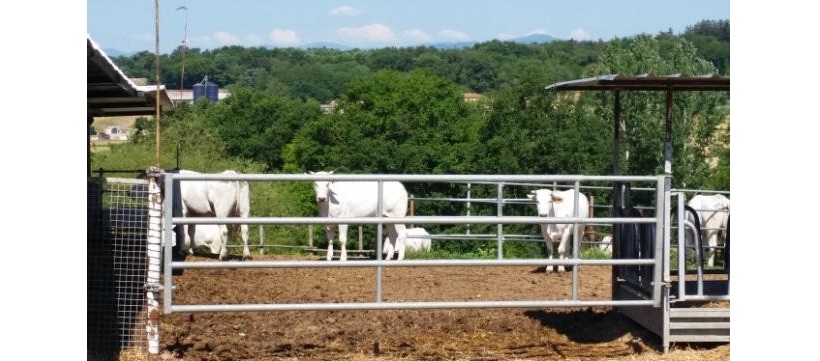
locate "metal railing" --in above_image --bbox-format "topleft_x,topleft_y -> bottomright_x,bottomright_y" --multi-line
162,173 -> 667,314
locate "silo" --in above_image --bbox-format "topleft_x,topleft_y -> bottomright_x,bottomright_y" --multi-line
192,81 -> 206,102
192,76 -> 218,102
205,81 -> 219,102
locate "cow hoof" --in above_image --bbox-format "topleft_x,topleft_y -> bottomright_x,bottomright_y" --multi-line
242,255 -> 252,261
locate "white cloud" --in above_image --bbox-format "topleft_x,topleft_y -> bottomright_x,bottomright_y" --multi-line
439,29 -> 469,41
528,28 -> 549,35
213,31 -> 242,46
403,29 -> 431,43
570,28 -> 589,40
336,24 -> 396,43
329,5 -> 361,16
269,29 -> 300,46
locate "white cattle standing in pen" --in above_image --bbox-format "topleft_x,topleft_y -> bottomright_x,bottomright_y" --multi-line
311,171 -> 409,261
528,188 -> 590,272
686,194 -> 730,267
174,169 -> 252,261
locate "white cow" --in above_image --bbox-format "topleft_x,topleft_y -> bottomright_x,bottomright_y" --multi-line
184,224 -> 227,256
686,194 -> 730,267
528,189 -> 590,272
174,169 -> 252,261
599,235 -> 613,254
383,227 -> 431,257
311,171 -> 409,261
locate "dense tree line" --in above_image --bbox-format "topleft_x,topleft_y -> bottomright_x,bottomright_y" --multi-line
113,20 -> 728,100
94,20 -> 729,253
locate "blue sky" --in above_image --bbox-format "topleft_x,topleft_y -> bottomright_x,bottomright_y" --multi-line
87,0 -> 729,54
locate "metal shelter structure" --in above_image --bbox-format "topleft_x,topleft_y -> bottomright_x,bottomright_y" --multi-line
545,73 -> 730,350
87,35 -> 174,358
87,35 -> 174,118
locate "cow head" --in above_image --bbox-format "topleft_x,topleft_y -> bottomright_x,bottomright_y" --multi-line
528,189 -> 562,217
310,171 -> 334,203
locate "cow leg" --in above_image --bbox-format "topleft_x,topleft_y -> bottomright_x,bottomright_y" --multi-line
325,225 -> 336,261
541,225 -> 554,272
240,223 -> 251,260
706,231 -> 718,268
545,239 -> 555,272
338,224 -> 348,261
384,225 -> 396,261
218,225 -> 229,261
390,224 -> 407,261
183,224 -> 195,256
556,228 -> 573,273
177,205 -> 191,258
383,237 -> 395,260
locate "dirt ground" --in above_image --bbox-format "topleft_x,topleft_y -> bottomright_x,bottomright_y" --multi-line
148,254 -> 729,361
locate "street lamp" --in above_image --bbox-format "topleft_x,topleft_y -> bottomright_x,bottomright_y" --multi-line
176,6 -> 188,96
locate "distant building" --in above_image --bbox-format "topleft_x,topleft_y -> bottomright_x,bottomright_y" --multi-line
320,100 -> 338,114
167,89 -> 231,105
101,126 -> 128,141
463,92 -> 485,102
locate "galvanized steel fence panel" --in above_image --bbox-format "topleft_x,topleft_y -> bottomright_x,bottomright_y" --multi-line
162,173 -> 667,314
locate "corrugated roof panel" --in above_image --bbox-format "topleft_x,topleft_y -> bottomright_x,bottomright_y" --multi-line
545,73 -> 729,92
87,34 -> 174,117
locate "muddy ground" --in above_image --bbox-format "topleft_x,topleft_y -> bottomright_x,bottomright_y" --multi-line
149,254 -> 729,361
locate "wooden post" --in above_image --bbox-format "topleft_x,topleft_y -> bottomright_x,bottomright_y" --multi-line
258,225 -> 264,255
308,224 -> 314,249
586,195 -> 595,243
358,226 -> 363,251
409,194 -> 415,228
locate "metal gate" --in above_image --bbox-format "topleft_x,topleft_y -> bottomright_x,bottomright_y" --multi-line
160,173 -> 666,313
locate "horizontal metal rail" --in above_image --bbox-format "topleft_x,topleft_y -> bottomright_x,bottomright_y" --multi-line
172,258 -> 657,269
171,299 -> 656,313
172,216 -> 657,225
170,173 -> 661,183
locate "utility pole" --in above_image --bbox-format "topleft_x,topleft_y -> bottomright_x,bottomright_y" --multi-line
176,6 -> 188,96
154,0 -> 161,166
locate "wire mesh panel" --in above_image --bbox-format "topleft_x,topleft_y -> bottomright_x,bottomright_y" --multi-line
88,177 -> 150,359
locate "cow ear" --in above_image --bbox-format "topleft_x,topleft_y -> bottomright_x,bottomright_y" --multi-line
551,193 -> 563,202
527,191 -> 535,200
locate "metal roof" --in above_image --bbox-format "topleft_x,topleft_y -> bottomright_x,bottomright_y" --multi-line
87,35 -> 174,118
545,73 -> 729,92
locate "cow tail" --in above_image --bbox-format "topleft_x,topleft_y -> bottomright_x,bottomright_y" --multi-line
233,178 -> 251,244
236,179 -> 251,218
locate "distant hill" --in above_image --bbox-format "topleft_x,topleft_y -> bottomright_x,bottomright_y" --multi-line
511,33 -> 558,44
301,42 -> 353,50
103,33 -> 562,55
430,33 -> 559,49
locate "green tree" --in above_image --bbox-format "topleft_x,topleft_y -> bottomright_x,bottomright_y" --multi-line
208,87 -> 323,171
285,69 -> 480,174
583,35 -> 730,192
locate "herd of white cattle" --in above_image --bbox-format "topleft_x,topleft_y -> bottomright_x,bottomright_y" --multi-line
167,170 -> 730,271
